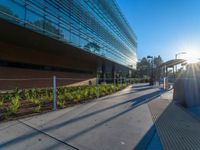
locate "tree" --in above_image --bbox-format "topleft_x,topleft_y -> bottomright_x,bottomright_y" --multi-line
137,57 -> 151,78
33,20 -> 63,38
153,55 -> 163,80
84,42 -> 101,54
0,5 -> 19,23
135,55 -> 163,80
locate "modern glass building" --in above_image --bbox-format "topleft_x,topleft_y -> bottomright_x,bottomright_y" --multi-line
0,0 -> 137,89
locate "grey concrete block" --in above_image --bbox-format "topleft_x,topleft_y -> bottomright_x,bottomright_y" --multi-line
184,78 -> 200,107
174,77 -> 200,108
173,78 -> 186,106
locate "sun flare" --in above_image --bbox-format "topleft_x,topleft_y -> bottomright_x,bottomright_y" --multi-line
184,50 -> 200,64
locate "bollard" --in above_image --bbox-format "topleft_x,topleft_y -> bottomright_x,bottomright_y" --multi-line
53,76 -> 57,111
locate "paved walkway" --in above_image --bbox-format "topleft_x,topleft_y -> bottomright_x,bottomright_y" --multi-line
0,84 -> 162,150
2,84 -> 199,150
148,90 -> 200,150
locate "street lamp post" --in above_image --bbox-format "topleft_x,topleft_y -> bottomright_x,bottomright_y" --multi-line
147,55 -> 154,85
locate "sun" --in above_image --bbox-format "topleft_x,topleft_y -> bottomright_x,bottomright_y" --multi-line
184,50 -> 200,64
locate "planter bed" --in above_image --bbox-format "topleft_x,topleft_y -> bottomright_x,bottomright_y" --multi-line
0,83 -> 129,121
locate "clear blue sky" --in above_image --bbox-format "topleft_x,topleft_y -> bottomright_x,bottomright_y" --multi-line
117,0 -> 200,61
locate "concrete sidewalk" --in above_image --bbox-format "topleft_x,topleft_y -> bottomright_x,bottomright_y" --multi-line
148,90 -> 200,150
0,84 -> 162,150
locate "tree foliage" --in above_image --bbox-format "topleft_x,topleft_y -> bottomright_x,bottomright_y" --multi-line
135,55 -> 163,80
0,5 -> 19,23
84,42 -> 100,53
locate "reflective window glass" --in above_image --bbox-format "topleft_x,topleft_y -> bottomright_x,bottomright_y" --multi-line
0,0 -> 25,23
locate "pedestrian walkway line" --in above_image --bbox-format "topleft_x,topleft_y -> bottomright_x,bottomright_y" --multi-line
148,92 -> 200,150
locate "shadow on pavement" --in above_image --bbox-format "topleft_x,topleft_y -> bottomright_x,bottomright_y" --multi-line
134,87 -> 156,92
134,102 -> 174,150
100,86 -> 158,101
0,89 -> 165,150
134,125 -> 157,150
132,84 -> 150,89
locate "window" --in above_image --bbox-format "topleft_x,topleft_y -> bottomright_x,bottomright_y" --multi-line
0,0 -> 25,23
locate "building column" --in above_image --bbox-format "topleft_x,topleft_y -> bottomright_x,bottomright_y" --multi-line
103,73 -> 106,83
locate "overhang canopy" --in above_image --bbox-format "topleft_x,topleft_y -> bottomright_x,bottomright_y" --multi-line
161,59 -> 187,68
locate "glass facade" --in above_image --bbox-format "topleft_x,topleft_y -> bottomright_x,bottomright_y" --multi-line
0,0 -> 137,69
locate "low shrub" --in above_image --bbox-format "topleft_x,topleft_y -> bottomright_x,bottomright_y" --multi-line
0,82 -> 130,120
57,99 -> 65,108
33,105 -> 41,113
9,95 -> 20,114
30,98 -> 40,105
2,93 -> 12,102
0,99 -> 3,107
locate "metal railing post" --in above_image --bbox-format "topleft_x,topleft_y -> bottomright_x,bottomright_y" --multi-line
96,75 -> 99,99
53,76 -> 57,111
114,72 -> 116,93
